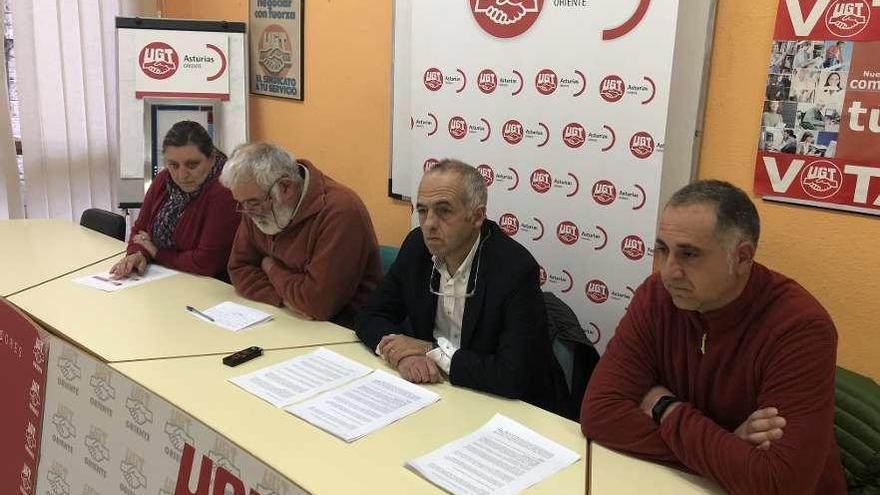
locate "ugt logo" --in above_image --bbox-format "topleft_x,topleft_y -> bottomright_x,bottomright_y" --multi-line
825,0 -> 871,37
139,42 -> 178,80
470,0 -> 545,39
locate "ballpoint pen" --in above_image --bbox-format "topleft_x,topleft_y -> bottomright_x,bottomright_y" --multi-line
185,305 -> 215,322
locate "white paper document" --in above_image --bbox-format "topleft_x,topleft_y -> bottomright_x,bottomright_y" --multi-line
73,265 -> 178,292
188,301 -> 274,332
229,348 -> 373,407
407,414 -> 581,495
286,369 -> 440,442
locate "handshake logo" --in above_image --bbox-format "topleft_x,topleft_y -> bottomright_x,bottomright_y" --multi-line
208,450 -> 241,478
52,413 -> 76,439
85,433 -> 110,462
126,397 -> 153,425
90,374 -> 116,401
46,467 -> 70,495
164,422 -> 193,452
120,459 -> 147,489
58,355 -> 81,382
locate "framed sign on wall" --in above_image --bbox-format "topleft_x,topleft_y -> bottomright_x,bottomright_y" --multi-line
248,0 -> 304,100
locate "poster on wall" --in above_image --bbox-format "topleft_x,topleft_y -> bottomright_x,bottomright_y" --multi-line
402,1 -> 680,352
755,0 -> 880,216
134,30 -> 230,100
249,0 -> 304,100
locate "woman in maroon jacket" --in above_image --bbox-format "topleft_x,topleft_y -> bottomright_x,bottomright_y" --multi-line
110,121 -> 240,280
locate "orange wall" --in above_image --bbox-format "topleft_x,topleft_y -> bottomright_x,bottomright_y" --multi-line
170,0 -> 878,378
700,0 -> 879,379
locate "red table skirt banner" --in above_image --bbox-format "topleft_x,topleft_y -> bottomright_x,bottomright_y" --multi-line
0,298 -> 50,495
757,0 -> 880,216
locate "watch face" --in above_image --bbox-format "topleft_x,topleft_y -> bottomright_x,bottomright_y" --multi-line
652,395 -> 678,424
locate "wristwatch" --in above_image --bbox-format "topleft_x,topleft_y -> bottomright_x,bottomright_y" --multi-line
651,395 -> 680,425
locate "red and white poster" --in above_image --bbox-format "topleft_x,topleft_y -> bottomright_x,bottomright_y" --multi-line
134,30 -> 230,101
403,1 -> 679,351
0,298 -> 50,495
756,0 -> 880,215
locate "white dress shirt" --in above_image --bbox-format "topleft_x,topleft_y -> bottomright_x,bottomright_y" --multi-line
427,234 -> 480,373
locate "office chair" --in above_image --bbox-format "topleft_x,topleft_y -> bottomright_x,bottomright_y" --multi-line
80,208 -> 126,241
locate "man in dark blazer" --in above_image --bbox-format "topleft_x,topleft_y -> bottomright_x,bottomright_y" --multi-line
355,160 -> 564,413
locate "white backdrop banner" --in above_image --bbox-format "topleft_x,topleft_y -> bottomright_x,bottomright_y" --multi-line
134,30 -> 230,101
403,0 -> 679,352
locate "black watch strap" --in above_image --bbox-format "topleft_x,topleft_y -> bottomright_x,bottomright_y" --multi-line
651,395 -> 680,425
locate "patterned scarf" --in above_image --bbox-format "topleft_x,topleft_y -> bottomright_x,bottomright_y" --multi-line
151,152 -> 227,251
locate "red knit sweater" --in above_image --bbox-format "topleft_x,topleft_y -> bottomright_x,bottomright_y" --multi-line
581,263 -> 846,494
227,160 -> 383,328
127,169 -> 240,279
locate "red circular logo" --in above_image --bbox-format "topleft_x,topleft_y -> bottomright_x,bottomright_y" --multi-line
562,123 -> 586,148
478,69 -> 498,94
424,68 -> 444,91
556,221 -> 579,245
448,116 -> 468,139
258,25 -> 294,77
502,120 -> 524,144
539,266 -> 547,286
535,69 -> 558,95
499,213 -> 520,236
139,42 -> 179,80
424,158 -> 440,172
592,180 -> 617,206
825,0 -> 871,37
600,75 -> 625,102
621,235 -> 646,260
629,132 -> 655,159
477,164 -> 495,186
470,0 -> 545,39
800,160 -> 843,199
585,279 -> 609,304
530,168 -> 552,193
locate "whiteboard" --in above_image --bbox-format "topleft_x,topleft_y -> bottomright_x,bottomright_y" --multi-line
116,17 -> 249,207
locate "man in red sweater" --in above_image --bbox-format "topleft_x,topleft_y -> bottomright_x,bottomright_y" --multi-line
220,143 -> 382,328
581,180 -> 846,494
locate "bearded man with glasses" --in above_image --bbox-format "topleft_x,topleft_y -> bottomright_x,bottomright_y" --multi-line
220,143 -> 382,328
355,159 -> 565,413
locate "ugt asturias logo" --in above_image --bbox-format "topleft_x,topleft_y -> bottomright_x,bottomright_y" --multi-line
562,123 -> 586,148
502,119 -> 524,144
557,221 -> 579,246
630,131 -> 655,159
424,68 -> 444,91
825,0 -> 871,38
139,42 -> 179,80
535,69 -> 558,95
592,180 -> 617,206
477,164 -> 495,186
470,0 -> 545,39
499,213 -> 520,236
530,168 -> 552,193
478,69 -> 498,94
448,116 -> 468,139
586,279 -> 609,304
621,234 -> 646,261
600,75 -> 625,102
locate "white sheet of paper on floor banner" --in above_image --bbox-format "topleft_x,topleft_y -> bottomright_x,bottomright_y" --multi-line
286,369 -> 441,443
73,265 -> 178,292
188,301 -> 274,332
228,347 -> 373,407
407,414 -> 581,495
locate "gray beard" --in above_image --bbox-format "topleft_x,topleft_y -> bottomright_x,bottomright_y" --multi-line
252,201 -> 296,235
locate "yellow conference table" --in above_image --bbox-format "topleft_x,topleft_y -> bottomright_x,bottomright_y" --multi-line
0,219 -> 125,297
111,343 -> 587,494
9,257 -> 359,362
588,442 -> 722,494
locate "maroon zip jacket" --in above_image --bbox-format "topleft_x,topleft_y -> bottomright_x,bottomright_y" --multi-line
581,263 -> 846,494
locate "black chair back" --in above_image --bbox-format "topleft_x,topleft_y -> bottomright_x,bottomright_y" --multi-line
80,208 -> 126,241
